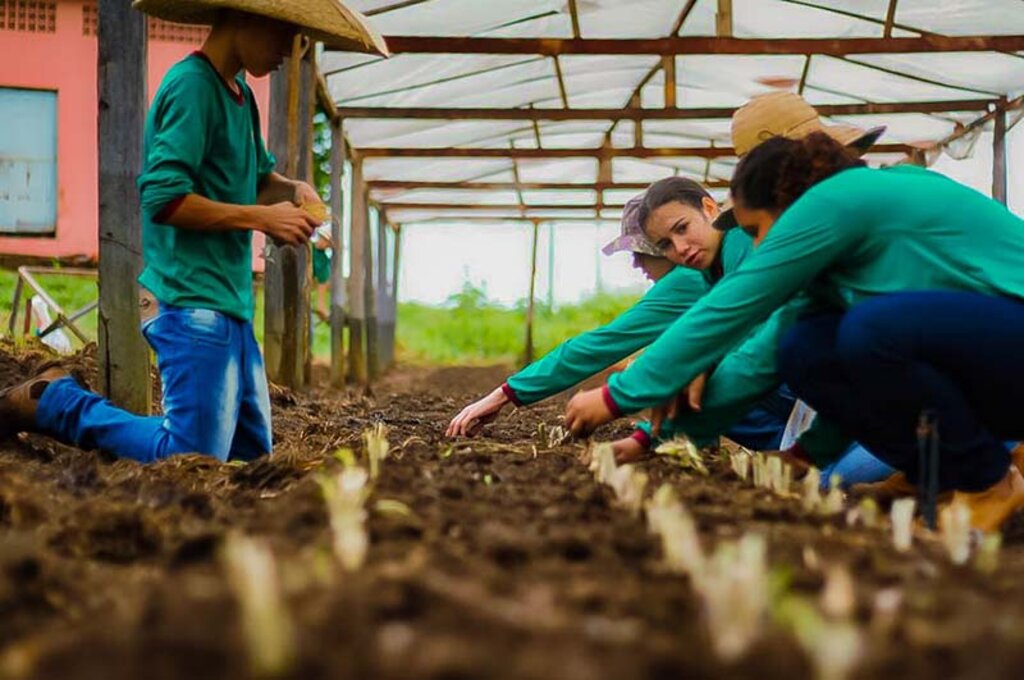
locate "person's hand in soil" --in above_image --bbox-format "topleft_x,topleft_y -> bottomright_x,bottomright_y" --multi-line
447,386 -> 510,437
650,371 -> 708,437
565,387 -> 614,436
612,436 -> 648,464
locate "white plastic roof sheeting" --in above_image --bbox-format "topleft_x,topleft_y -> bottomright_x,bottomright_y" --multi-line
324,0 -> 1024,223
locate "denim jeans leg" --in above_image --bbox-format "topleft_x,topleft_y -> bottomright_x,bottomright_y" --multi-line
820,444 -> 896,489
228,321 -> 273,462
144,307 -> 247,462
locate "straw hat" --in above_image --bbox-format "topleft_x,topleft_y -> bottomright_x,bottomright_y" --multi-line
602,194 -> 663,257
731,92 -> 884,157
132,0 -> 389,56
714,92 -> 885,230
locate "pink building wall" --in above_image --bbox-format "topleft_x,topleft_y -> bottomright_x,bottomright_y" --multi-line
0,0 -> 271,260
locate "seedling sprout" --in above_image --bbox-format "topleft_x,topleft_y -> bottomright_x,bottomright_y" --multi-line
319,467 -> 370,571
363,423 -> 391,479
699,534 -> 770,662
974,533 -> 1002,574
654,437 -> 709,475
729,451 -> 751,481
939,500 -> 972,565
221,534 -> 297,678
891,498 -> 916,552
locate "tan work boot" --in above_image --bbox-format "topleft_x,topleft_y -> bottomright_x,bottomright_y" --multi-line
849,471 -> 918,503
952,465 -> 1024,534
0,367 -> 68,439
1011,442 -> 1024,478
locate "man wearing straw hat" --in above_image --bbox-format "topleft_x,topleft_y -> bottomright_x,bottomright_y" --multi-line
0,0 -> 387,463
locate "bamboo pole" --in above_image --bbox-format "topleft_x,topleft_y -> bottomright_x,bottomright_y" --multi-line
97,0 -> 150,414
329,118 -> 347,386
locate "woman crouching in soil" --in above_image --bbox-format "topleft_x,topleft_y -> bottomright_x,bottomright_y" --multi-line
566,132 -> 1024,533
448,180 -> 805,462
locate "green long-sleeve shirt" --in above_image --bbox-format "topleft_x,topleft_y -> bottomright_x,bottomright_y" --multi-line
504,230 -> 752,405
608,165 -> 1024,413
138,53 -> 276,321
504,265 -> 709,405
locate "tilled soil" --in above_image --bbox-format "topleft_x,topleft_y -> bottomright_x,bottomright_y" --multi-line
2,344 -> 1024,680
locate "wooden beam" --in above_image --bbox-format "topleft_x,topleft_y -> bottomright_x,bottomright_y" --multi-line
392,215 -> 621,224
529,105 -> 544,149
380,202 -> 628,212
365,0 -> 433,16
884,0 -> 900,38
798,55 -> 812,95
716,0 -> 733,37
335,99 -> 991,120
663,56 -> 677,108
376,34 -> 1024,56
367,180 -> 730,191
993,98 -> 1008,205
568,0 -> 581,39
329,118 -> 347,387
357,143 -> 913,159
347,158 -> 368,385
97,0 -> 150,414
316,63 -> 339,122
523,220 -> 540,365
630,94 -> 643,147
552,56 -> 570,108
672,0 -> 700,35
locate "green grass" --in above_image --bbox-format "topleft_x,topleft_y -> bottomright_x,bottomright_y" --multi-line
396,283 -> 638,366
0,269 -> 639,366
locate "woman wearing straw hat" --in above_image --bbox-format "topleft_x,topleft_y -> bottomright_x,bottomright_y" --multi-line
446,188 -> 795,456
565,128 -> 1024,532
0,0 -> 386,462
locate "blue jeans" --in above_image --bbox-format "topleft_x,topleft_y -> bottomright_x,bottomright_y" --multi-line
725,385 -> 795,451
778,291 -> 1024,493
821,444 -> 894,488
36,305 -> 272,463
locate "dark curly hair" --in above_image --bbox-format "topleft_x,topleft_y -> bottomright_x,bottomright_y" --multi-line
730,132 -> 865,214
638,177 -> 713,232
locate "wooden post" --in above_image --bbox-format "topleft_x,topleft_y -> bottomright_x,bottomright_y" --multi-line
365,206 -> 380,382
376,219 -> 394,369
329,118 -> 347,386
993,98 -> 1008,205
264,42 -> 313,389
264,67 -> 287,384
523,219 -> 541,365
347,158 -> 368,385
97,0 -> 150,414
391,225 -> 402,366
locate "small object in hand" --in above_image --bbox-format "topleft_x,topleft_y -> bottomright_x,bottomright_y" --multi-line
301,200 -> 329,223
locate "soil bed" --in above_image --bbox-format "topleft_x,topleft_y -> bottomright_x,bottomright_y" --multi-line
1,344 -> 1024,680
